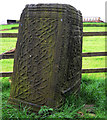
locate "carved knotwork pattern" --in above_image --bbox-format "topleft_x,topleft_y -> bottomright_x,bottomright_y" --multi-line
11,17 -> 58,105
9,4 -> 83,109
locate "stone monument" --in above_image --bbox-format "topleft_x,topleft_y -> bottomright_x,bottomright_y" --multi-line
8,4 -> 83,112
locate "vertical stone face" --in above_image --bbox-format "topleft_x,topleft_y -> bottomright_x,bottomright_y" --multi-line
8,4 -> 83,112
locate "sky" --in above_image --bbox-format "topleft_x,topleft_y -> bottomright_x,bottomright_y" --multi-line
0,0 -> 106,24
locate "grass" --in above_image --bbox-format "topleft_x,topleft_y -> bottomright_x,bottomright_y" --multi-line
0,22 -> 106,119
0,38 -> 17,72
82,36 -> 105,52
0,29 -> 18,33
83,27 -> 106,32
0,24 -> 19,30
1,74 -> 106,119
0,38 -> 17,54
82,56 -> 105,69
0,60 -> 14,72
0,24 -> 19,33
83,22 -> 106,32
1,77 -> 38,119
83,22 -> 105,25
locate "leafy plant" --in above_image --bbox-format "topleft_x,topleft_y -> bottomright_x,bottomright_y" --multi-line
38,105 -> 53,119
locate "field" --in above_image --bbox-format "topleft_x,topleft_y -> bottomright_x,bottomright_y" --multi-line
0,23 -> 106,119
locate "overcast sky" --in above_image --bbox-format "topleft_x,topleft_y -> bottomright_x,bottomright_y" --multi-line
0,0 -> 106,24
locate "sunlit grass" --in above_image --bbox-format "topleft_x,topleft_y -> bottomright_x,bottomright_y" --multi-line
83,22 -> 105,25
0,38 -> 17,54
0,24 -> 19,30
83,27 -> 105,32
82,56 -> 105,69
0,29 -> 18,33
82,36 -> 105,53
0,59 -> 14,72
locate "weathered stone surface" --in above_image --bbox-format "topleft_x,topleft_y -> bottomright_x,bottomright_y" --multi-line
8,4 -> 83,112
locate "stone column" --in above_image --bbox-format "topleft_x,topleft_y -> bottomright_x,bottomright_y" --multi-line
8,4 -> 83,112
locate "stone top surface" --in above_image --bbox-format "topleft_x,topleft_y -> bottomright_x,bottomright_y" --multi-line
21,3 -> 82,19
25,3 -> 78,12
